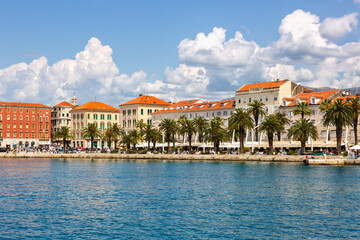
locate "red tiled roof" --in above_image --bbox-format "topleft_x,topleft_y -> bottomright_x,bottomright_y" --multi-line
0,102 -> 50,108
284,90 -> 340,107
72,102 -> 118,111
153,99 -> 235,114
120,95 -> 171,106
54,101 -> 74,107
237,80 -> 288,92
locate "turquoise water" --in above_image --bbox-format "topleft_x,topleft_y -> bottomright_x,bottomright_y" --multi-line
0,159 -> 359,239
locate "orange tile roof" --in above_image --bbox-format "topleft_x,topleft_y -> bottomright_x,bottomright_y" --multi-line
153,99 -> 235,114
237,80 -> 288,92
120,95 -> 171,106
54,101 -> 74,108
72,102 -> 118,111
0,102 -> 50,108
283,90 -> 340,107
152,99 -> 201,114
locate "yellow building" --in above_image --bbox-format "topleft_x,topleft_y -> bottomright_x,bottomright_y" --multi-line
70,102 -> 119,148
119,94 -> 171,131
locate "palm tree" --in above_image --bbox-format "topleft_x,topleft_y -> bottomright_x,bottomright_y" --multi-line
293,102 -> 312,119
247,100 -> 266,141
136,119 -> 146,142
259,114 -> 283,155
323,99 -> 352,154
111,123 -> 124,149
128,129 -> 140,149
205,116 -> 228,153
151,128 -> 162,150
288,119 -> 318,154
229,108 -> 253,153
349,98 -> 360,145
143,124 -> 154,150
102,129 -> 113,148
274,112 -> 290,141
159,119 -> 177,152
54,126 -> 75,149
120,132 -> 136,151
320,99 -> 333,141
178,116 -> 196,151
82,123 -> 101,151
193,116 -> 208,143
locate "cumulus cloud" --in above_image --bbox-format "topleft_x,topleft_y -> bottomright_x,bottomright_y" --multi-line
1,9 -> 360,107
320,13 -> 358,41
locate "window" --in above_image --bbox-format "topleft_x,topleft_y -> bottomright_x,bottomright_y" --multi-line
7,123 -> 10,128
243,98 -> 246,103
238,99 -> 241,103
19,132 -> 23,138
249,97 -> 252,103
0,115 -> 2,121
223,111 -> 228,116
123,110 -> 126,116
282,100 -> 286,106
13,115 -> 16,120
32,124 -> 35,129
13,131 -> 16,138
274,95 -> 278,101
254,97 -> 257,101
115,115 -> 117,120
212,112 -> 215,117
77,114 -> 79,119
141,109 -> 144,115
26,124 -> 29,129
20,115 -> 23,121
46,117 -> 48,122
26,115 -> 29,121
13,109 -> 16,113
25,132 -> 29,138
260,96 -> 263,101
311,98 -> 315,104
128,110 -> 131,116
217,112 -> 221,116
265,96 -> 268,101
32,132 -> 35,138
73,114 -> 76,119
88,114 -> 90,119
7,131 -> 10,138
206,112 -> 209,117
20,124 -> 23,129
107,114 -> 111,120
46,125 -> 48,130
13,124 -> 16,128
7,115 -> 10,120
133,109 -> 136,115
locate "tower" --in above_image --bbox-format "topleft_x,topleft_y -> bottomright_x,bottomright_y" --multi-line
72,93 -> 78,106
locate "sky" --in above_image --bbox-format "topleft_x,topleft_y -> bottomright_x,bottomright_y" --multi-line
0,0 -> 360,107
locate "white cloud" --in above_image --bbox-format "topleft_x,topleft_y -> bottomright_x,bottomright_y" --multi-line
320,13 -> 358,41
355,0 -> 360,4
1,9 -> 360,107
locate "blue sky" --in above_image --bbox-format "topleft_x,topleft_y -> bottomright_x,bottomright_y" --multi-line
0,0 -> 359,105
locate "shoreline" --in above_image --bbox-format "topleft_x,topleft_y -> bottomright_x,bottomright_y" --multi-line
0,152 -> 310,162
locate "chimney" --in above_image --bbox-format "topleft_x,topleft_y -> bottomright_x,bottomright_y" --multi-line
139,94 -> 143,97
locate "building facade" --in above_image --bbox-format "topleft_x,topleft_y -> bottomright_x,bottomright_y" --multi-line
70,102 -> 120,148
51,100 -> 76,145
0,102 -> 51,148
235,79 -> 307,115
119,94 -> 171,131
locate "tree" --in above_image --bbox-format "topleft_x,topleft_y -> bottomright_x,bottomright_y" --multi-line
193,116 -> 208,143
229,108 -> 253,153
102,129 -> 113,148
323,99 -> 352,154
178,116 -> 196,151
274,112 -> 290,141
151,128 -> 162,150
159,119 -> 177,152
120,132 -> 136,151
293,102 -> 312,119
143,124 -> 154,150
320,99 -> 333,141
288,119 -> 318,154
247,100 -> 266,141
128,129 -> 140,149
136,119 -> 147,142
259,114 -> 283,155
54,126 -> 75,150
349,98 -> 360,145
205,116 -> 228,153
82,123 -> 101,151
111,123 -> 125,149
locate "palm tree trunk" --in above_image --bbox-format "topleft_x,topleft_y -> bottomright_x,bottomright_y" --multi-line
336,125 -> 342,154
114,140 -> 118,150
255,118 -> 259,142
63,138 -> 66,150
277,131 -> 281,141
148,140 -> 150,150
172,134 -> 175,151
167,139 -> 170,153
239,129 -> 244,154
301,140 -> 306,155
91,137 -> 94,151
152,141 -> 156,150
354,117 -> 358,145
268,136 -> 273,155
188,133 -> 192,151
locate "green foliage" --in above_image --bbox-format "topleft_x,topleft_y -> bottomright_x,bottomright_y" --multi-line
82,123 -> 101,151
244,147 -> 251,152
54,126 -> 75,148
287,118 -> 318,154
287,150 -> 298,155
229,108 -> 253,153
205,116 -> 229,152
293,102 -> 312,119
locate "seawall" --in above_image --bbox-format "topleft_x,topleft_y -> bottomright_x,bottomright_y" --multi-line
0,152 -> 306,162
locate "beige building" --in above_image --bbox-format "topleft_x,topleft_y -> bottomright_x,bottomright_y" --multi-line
70,101 -> 120,148
119,94 -> 171,131
51,97 -> 77,145
152,99 -> 234,128
235,79 -> 307,115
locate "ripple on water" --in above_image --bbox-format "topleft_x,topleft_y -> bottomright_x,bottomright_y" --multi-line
0,159 -> 359,239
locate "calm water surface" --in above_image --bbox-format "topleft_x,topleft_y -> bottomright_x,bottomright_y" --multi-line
0,158 -> 359,239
